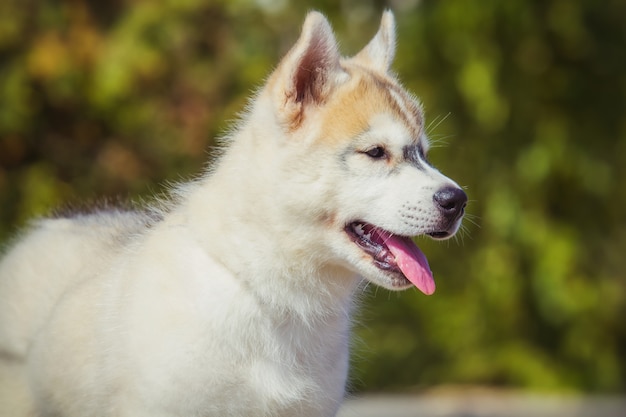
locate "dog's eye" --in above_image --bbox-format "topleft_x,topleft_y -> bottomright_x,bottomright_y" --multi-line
364,146 -> 387,159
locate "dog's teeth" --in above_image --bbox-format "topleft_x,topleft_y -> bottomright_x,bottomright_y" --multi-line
354,224 -> 364,236
364,233 -> 372,241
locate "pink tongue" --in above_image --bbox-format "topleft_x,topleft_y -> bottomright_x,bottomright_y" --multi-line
384,234 -> 435,295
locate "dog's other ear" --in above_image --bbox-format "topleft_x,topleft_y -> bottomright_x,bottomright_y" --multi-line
353,11 -> 396,73
270,11 -> 342,129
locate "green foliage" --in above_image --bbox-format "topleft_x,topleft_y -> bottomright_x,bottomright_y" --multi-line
1,0 -> 625,394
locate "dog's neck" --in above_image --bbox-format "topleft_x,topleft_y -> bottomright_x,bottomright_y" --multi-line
170,112 -> 359,320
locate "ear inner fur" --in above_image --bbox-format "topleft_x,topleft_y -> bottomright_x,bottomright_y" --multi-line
271,12 -> 342,130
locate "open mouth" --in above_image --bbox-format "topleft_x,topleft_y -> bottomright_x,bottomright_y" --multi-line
345,222 -> 435,295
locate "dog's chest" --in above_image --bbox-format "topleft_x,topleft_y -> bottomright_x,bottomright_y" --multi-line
242,314 -> 350,416
126,265 -> 351,416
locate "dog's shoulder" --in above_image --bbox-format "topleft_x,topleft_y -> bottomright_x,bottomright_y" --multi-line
0,205 -> 154,356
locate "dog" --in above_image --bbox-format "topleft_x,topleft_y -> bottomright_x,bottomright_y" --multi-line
0,11 -> 466,417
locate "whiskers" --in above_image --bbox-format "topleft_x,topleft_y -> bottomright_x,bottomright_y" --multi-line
453,206 -> 480,246
425,112 -> 453,149
358,278 -> 381,298
426,112 -> 451,135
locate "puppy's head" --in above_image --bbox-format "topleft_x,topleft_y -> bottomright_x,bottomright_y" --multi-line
263,12 -> 467,294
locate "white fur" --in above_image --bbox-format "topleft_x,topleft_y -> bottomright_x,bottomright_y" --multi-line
0,11 -> 464,417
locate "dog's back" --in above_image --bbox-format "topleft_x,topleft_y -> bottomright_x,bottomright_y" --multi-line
0,209 -> 152,415
0,210 -> 150,358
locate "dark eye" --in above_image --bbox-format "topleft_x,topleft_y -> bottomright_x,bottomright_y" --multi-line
364,146 -> 387,159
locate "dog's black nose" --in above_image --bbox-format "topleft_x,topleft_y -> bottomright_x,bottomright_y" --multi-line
433,186 -> 467,219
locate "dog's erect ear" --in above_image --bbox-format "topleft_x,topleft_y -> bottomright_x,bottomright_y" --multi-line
271,11 -> 342,128
354,11 -> 396,73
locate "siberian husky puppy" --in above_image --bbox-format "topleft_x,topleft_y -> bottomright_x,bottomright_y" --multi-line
0,11 -> 466,417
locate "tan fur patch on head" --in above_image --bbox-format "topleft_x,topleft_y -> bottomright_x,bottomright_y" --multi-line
316,64 -> 423,147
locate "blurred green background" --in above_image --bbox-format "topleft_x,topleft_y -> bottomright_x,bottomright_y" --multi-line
1,0 -> 624,395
